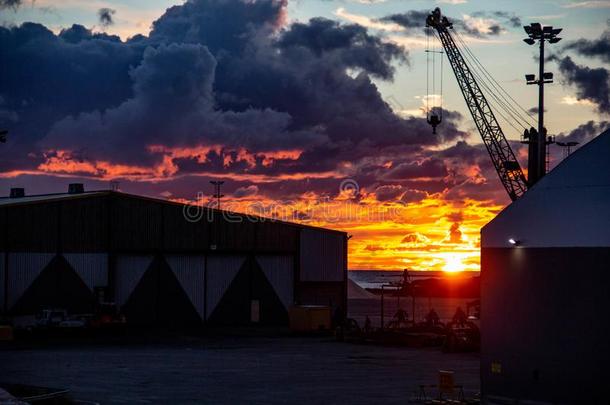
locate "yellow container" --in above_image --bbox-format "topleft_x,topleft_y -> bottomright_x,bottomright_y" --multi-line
289,306 -> 332,332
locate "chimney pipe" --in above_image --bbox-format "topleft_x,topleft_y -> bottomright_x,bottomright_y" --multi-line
10,188 -> 25,198
68,183 -> 84,194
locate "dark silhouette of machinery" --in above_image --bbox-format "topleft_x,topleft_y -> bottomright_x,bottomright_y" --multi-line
425,8 -> 562,201
556,141 -> 579,158
427,113 -> 441,135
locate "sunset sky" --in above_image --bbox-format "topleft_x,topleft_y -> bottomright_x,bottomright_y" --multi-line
1,0 -> 609,271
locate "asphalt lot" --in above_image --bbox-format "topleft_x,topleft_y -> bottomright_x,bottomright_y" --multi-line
0,334 -> 479,404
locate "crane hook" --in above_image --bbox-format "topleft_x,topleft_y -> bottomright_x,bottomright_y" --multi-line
427,113 -> 442,135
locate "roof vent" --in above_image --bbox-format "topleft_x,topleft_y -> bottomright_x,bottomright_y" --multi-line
68,183 -> 84,194
10,188 -> 25,198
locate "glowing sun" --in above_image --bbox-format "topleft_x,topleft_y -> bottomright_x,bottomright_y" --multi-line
443,255 -> 464,273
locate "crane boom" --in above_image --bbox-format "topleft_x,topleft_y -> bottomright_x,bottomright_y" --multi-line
426,8 -> 528,201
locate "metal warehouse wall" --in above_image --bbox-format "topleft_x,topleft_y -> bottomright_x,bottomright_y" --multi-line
481,247 -> 610,403
0,192 -> 347,326
109,194 -> 300,253
297,228 -> 347,313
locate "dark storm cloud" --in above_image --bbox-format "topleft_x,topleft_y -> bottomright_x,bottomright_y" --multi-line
0,0 -> 21,10
448,222 -> 463,243
476,11 -> 522,28
378,10 -> 429,31
384,158 -> 448,180
149,0 -> 287,53
98,8 -> 116,27
528,106 -> 546,114
277,17 -> 407,80
563,26 -> 610,63
437,140 -> 511,203
555,120 -> 610,144
400,189 -> 428,204
0,22 -> 142,171
546,121 -> 610,173
546,25 -> 610,116
554,56 -> 610,113
380,9 -> 521,38
233,185 -> 259,198
43,42 -> 220,161
59,23 -> 121,43
1,0 -> 475,203
454,11 -> 519,38
439,140 -> 485,164
373,184 -> 403,202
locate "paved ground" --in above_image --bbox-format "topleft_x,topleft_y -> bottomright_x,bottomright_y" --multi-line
0,335 -> 479,404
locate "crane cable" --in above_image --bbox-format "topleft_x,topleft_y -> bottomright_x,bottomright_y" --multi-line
457,41 -> 528,132
440,42 -> 444,116
426,27 -> 430,117
453,30 -> 537,128
431,30 -> 526,135
453,30 -> 535,128
459,31 -> 538,126
426,27 -> 443,121
452,31 -> 532,130
454,38 -> 530,134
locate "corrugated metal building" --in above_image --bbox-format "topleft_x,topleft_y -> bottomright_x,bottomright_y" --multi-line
0,189 -> 347,327
481,129 -> 610,403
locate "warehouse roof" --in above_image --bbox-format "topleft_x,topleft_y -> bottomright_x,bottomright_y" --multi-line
482,128 -> 610,248
0,189 -> 347,235
0,191 -> 107,206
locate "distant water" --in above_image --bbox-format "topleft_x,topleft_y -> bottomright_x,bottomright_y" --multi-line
349,270 -> 479,290
348,270 -> 480,325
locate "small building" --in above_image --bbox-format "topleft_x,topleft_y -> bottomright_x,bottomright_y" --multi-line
481,129 -> 610,403
0,188 -> 347,327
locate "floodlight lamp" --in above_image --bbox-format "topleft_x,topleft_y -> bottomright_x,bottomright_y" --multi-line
543,26 -> 553,33
549,37 -> 562,44
525,74 -> 536,82
543,72 -> 553,80
523,38 -> 536,45
531,23 -> 542,35
523,26 -> 532,34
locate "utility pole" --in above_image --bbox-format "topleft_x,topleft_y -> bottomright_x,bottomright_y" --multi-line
209,180 -> 225,251
524,23 -> 562,185
210,180 -> 224,210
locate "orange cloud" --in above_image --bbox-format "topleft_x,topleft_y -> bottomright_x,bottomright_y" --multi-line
16,146 -> 504,272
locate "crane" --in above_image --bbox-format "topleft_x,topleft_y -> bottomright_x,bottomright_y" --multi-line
425,8 -> 529,201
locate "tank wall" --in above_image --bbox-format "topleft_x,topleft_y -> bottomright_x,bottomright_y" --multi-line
481,247 -> 610,403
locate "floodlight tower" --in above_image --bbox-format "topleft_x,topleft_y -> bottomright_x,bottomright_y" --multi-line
523,23 -> 562,184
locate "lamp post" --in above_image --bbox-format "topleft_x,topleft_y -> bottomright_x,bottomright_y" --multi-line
523,23 -> 562,183
210,180 -> 224,210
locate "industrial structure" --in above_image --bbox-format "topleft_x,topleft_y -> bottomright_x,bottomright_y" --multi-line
481,129 -> 610,403
425,8 -> 609,402
425,8 -> 561,201
0,187 -> 347,327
